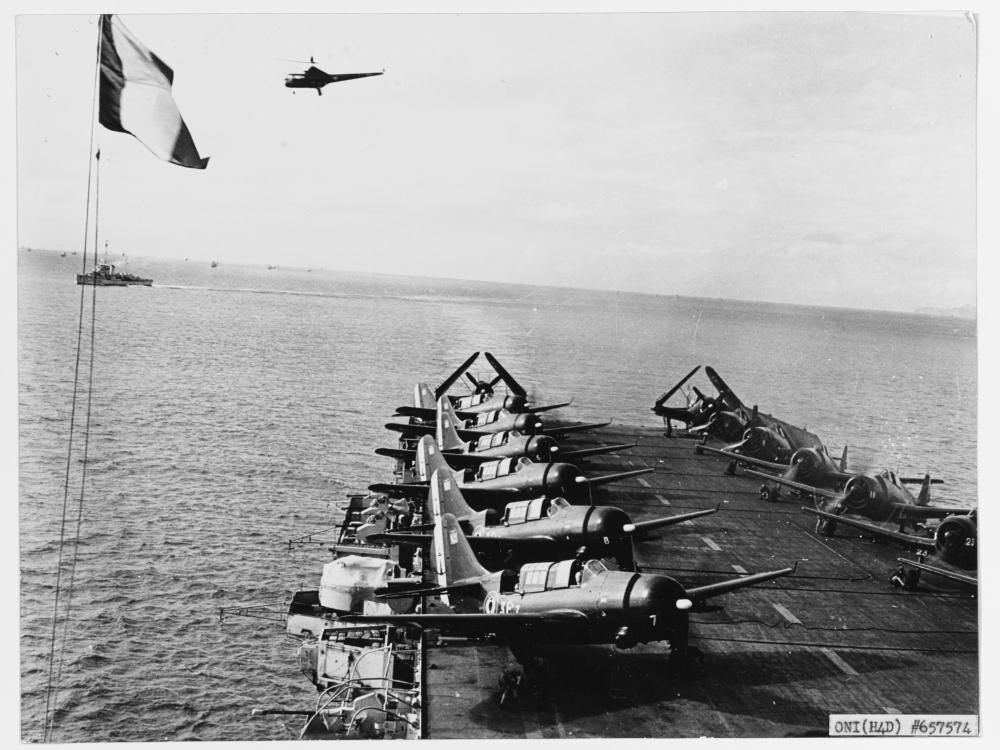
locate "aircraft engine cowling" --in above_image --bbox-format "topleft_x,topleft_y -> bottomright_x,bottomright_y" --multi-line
707,411 -> 748,442
582,506 -> 633,567
841,475 -> 892,522
934,515 -> 977,570
746,426 -> 793,463
541,462 -> 586,501
524,435 -> 558,462
624,573 -> 690,646
471,380 -> 494,397
787,448 -> 824,483
501,395 -> 528,412
510,413 -> 537,434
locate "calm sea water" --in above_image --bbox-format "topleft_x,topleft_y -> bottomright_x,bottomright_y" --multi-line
18,249 -> 977,741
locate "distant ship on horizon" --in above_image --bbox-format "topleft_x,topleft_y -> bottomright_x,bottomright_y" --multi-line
77,262 -> 152,287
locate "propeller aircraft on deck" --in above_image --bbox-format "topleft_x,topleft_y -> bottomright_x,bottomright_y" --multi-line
656,366 -> 826,464
802,506 -> 977,590
717,443 -> 951,516
402,352 -> 573,419
369,433 -> 654,508
342,468 -> 795,672
719,441 -> 966,533
368,436 -> 715,570
379,396 -> 631,467
652,365 -> 737,435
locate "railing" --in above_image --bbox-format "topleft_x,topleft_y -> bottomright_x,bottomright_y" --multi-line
217,601 -> 288,624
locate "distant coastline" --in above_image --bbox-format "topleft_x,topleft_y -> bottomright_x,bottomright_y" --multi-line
21,246 -> 976,322
913,305 -> 976,320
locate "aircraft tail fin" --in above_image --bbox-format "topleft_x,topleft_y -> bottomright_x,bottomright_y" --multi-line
429,472 -> 491,590
436,396 -> 467,451
428,454 -> 477,519
484,352 -> 527,397
916,474 -> 932,506
415,382 -> 436,409
415,435 -> 451,482
434,352 -> 480,400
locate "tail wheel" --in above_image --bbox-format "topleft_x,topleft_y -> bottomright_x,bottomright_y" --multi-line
759,485 -> 779,502
816,517 -> 837,536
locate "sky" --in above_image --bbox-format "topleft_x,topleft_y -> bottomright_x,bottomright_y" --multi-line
15,10 -> 979,312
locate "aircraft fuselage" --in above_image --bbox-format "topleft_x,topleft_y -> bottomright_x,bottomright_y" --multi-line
462,563 -> 691,651
470,503 -> 635,567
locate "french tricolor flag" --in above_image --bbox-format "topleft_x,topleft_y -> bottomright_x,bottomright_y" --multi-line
98,15 -> 209,169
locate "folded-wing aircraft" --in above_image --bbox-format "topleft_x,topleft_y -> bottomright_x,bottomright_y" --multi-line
389,405 -> 601,438
404,352 -> 571,418
698,438 -> 967,532
683,367 -> 826,461
652,365 -> 738,434
369,434 -> 654,508
802,506 -> 977,589
368,435 -> 715,569
379,396 -> 631,467
343,469 -> 795,667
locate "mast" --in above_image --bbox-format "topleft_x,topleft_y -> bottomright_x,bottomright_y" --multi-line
42,15 -> 104,743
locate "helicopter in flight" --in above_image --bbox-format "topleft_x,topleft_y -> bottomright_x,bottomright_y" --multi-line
284,57 -> 384,95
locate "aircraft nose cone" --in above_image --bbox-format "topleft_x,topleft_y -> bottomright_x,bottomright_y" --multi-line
528,436 -> 558,462
842,477 -> 870,511
513,414 -> 535,434
935,515 -> 977,569
584,506 -> 633,566
544,463 -> 584,500
842,476 -> 891,521
711,412 -> 746,442
626,573 -> 688,639
787,448 -> 817,482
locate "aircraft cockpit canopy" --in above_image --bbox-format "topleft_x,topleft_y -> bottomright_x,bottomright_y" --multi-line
473,411 -> 501,427
474,432 -> 509,451
503,497 -> 552,526
516,559 -> 608,594
518,559 -> 584,593
580,559 -> 609,584
548,497 -> 570,515
476,457 -> 516,481
454,392 -> 488,409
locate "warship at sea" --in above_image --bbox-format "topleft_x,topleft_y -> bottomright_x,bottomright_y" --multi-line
76,262 -> 152,287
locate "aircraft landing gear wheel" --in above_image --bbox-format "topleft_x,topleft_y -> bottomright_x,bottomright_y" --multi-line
498,668 -> 523,710
759,485 -> 779,502
694,444 -> 705,456
725,461 -> 737,476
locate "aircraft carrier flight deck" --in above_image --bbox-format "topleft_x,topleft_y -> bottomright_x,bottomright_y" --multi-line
417,425 -> 978,739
